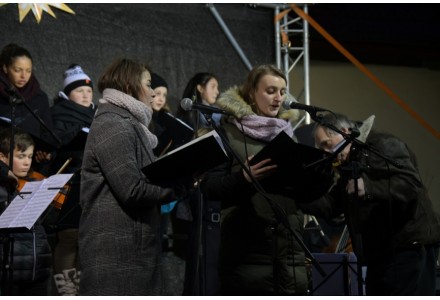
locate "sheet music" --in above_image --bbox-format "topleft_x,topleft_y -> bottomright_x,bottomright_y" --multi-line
0,116 -> 12,123
0,193 -> 32,229
159,130 -> 226,159
43,173 -> 74,188
165,112 -> 193,131
0,174 -> 73,230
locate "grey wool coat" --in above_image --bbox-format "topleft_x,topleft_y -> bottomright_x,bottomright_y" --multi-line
78,100 -> 168,295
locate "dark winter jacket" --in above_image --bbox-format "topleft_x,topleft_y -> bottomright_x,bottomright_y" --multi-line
201,87 -> 309,295
0,223 -> 52,283
0,188 -> 52,284
300,118 -> 440,265
0,71 -> 53,140
49,98 -> 95,229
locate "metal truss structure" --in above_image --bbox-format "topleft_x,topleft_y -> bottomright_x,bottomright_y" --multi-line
208,3 -> 311,125
273,3 -> 311,125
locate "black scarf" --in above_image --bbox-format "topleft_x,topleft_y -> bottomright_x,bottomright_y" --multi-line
51,99 -> 95,127
0,70 -> 41,102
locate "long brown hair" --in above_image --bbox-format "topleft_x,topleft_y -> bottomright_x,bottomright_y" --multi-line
98,58 -> 150,100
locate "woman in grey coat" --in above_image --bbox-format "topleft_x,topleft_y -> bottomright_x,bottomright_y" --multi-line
78,58 -> 178,295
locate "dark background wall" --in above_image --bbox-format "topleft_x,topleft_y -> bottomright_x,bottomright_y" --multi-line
306,3 -> 440,69
0,3 -> 274,112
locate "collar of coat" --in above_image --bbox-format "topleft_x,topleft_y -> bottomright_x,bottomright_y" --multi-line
216,86 -> 300,125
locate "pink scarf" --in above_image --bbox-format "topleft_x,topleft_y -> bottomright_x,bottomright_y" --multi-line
232,115 -> 293,142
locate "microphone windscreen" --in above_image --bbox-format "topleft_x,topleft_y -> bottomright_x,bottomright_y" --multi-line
283,92 -> 298,110
282,99 -> 293,110
180,98 -> 193,111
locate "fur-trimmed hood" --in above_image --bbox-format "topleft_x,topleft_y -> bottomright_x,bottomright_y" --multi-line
216,86 -> 300,125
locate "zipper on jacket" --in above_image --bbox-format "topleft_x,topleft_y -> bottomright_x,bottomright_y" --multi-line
32,229 -> 36,281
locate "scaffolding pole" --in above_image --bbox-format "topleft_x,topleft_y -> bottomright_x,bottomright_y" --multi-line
207,4 -> 253,71
275,3 -> 311,124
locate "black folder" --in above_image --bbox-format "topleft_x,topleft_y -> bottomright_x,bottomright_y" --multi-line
143,130 -> 228,185
153,111 -> 194,156
249,131 -> 334,199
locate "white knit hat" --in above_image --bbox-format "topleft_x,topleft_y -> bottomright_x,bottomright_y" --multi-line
63,64 -> 93,96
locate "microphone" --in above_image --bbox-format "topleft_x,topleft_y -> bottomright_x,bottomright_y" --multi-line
282,98 -> 328,115
180,98 -> 232,116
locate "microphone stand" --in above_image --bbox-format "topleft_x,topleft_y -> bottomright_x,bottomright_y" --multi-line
304,110 -> 402,295
203,112 -> 327,280
184,108 -> 203,296
304,112 -> 402,170
5,86 -> 62,148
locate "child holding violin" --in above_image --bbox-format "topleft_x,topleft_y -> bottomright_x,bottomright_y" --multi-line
0,127 -> 52,296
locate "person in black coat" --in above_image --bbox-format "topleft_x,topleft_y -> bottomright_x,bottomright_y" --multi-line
0,43 -> 53,171
50,64 -> 95,295
302,112 -> 440,295
0,128 -> 52,296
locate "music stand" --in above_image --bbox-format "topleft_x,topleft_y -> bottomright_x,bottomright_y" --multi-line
0,174 -> 73,295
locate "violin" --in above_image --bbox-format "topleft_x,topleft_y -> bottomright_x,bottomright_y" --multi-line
17,157 -> 73,210
52,185 -> 71,210
52,157 -> 73,210
321,224 -> 353,254
17,170 -> 46,191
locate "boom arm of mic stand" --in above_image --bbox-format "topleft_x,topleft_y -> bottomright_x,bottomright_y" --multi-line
7,88 -> 62,148
204,112 -> 327,277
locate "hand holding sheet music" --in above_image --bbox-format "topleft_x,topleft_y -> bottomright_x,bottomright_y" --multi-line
143,130 -> 228,185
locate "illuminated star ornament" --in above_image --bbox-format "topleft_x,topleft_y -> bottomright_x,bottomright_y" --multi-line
0,3 -> 75,23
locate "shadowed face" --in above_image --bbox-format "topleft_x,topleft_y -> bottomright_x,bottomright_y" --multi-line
198,78 -> 219,105
151,86 -> 167,111
138,71 -> 154,108
3,56 -> 32,89
314,126 -> 352,163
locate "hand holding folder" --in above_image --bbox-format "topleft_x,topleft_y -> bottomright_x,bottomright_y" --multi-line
249,131 -> 334,200
143,130 -> 228,185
